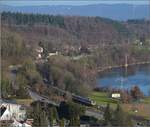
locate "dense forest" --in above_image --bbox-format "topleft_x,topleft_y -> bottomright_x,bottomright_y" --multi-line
2,12 -> 150,46
1,12 -> 134,46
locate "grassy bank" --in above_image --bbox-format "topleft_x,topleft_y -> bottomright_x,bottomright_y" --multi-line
89,91 -> 119,108
14,99 -> 33,106
90,91 -> 150,119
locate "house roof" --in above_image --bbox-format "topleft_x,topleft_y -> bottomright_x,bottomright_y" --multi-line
0,99 -> 27,108
0,99 -> 18,105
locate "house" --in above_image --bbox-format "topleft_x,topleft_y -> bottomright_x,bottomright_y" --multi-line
11,119 -> 23,127
11,119 -> 32,127
111,93 -> 121,99
0,99 -> 26,121
47,51 -> 59,58
35,46 -> 43,59
36,46 -> 43,53
37,53 -> 42,59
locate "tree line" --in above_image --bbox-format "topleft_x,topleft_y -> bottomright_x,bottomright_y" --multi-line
2,12 -> 65,27
104,103 -> 133,127
27,101 -> 85,127
2,11 -> 131,43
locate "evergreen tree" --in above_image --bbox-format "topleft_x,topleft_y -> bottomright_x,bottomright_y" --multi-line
113,103 -> 124,126
104,103 -> 112,125
52,107 -> 59,121
69,117 -> 80,127
1,79 -> 12,98
112,103 -> 133,127
130,86 -> 143,100
58,101 -> 85,126
47,107 -> 59,127
32,101 -> 48,127
59,118 -> 65,127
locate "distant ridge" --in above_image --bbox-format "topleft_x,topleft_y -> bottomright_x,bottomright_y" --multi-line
0,4 -> 149,21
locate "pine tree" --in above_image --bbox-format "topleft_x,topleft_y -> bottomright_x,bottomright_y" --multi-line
104,103 -> 112,125
113,103 -> 124,126
113,103 -> 133,127
32,101 -> 48,127
60,118 -> 65,127
47,107 -> 57,127
69,117 -> 80,127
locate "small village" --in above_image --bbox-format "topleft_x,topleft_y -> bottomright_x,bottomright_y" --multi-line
1,36 -> 150,127
1,2 -> 150,127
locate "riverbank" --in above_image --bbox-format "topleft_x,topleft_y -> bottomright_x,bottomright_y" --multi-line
89,91 -> 118,108
96,63 -> 150,96
97,61 -> 150,72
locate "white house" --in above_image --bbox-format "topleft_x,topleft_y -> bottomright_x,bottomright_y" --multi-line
36,46 -> 43,59
37,53 -> 42,59
111,93 -> 121,99
36,47 -> 43,53
48,51 -> 59,56
11,119 -> 23,127
11,119 -> 32,127
0,99 -> 26,121
47,51 -> 59,58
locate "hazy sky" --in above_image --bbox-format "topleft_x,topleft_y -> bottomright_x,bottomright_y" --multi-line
0,0 -> 149,6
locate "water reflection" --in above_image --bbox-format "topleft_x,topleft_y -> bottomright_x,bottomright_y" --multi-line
97,64 -> 150,96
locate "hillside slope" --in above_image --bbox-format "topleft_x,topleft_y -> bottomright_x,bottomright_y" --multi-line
1,12 -> 132,48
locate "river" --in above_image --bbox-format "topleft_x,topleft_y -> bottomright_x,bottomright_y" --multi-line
97,64 -> 150,96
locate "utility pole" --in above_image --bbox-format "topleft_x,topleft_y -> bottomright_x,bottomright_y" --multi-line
149,0 -> 150,21
120,78 -> 124,89
132,3 -> 136,19
125,54 -> 128,67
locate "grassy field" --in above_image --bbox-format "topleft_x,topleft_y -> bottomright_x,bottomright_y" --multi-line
14,99 -> 33,106
122,97 -> 150,119
142,97 -> 150,104
90,91 -> 150,119
89,91 -> 119,108
122,104 -> 150,119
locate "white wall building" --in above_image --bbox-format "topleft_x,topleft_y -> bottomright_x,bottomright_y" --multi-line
36,47 -> 43,53
0,99 -> 26,121
36,46 -> 43,59
47,51 -> 59,57
111,93 -> 121,98
11,119 -> 32,127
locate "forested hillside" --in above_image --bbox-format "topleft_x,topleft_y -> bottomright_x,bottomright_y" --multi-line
1,12 -> 150,99
2,12 -> 131,46
2,12 -> 150,47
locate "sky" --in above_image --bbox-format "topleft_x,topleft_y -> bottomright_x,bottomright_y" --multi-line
0,0 -> 149,6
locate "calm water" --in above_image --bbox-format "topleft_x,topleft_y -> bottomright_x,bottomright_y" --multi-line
97,64 -> 150,96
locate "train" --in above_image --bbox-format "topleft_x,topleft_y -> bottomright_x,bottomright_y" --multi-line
42,81 -> 97,106
72,94 -> 96,106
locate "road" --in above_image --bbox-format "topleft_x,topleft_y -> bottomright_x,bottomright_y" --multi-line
27,89 -> 104,120
85,110 -> 103,120
27,89 -> 59,106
